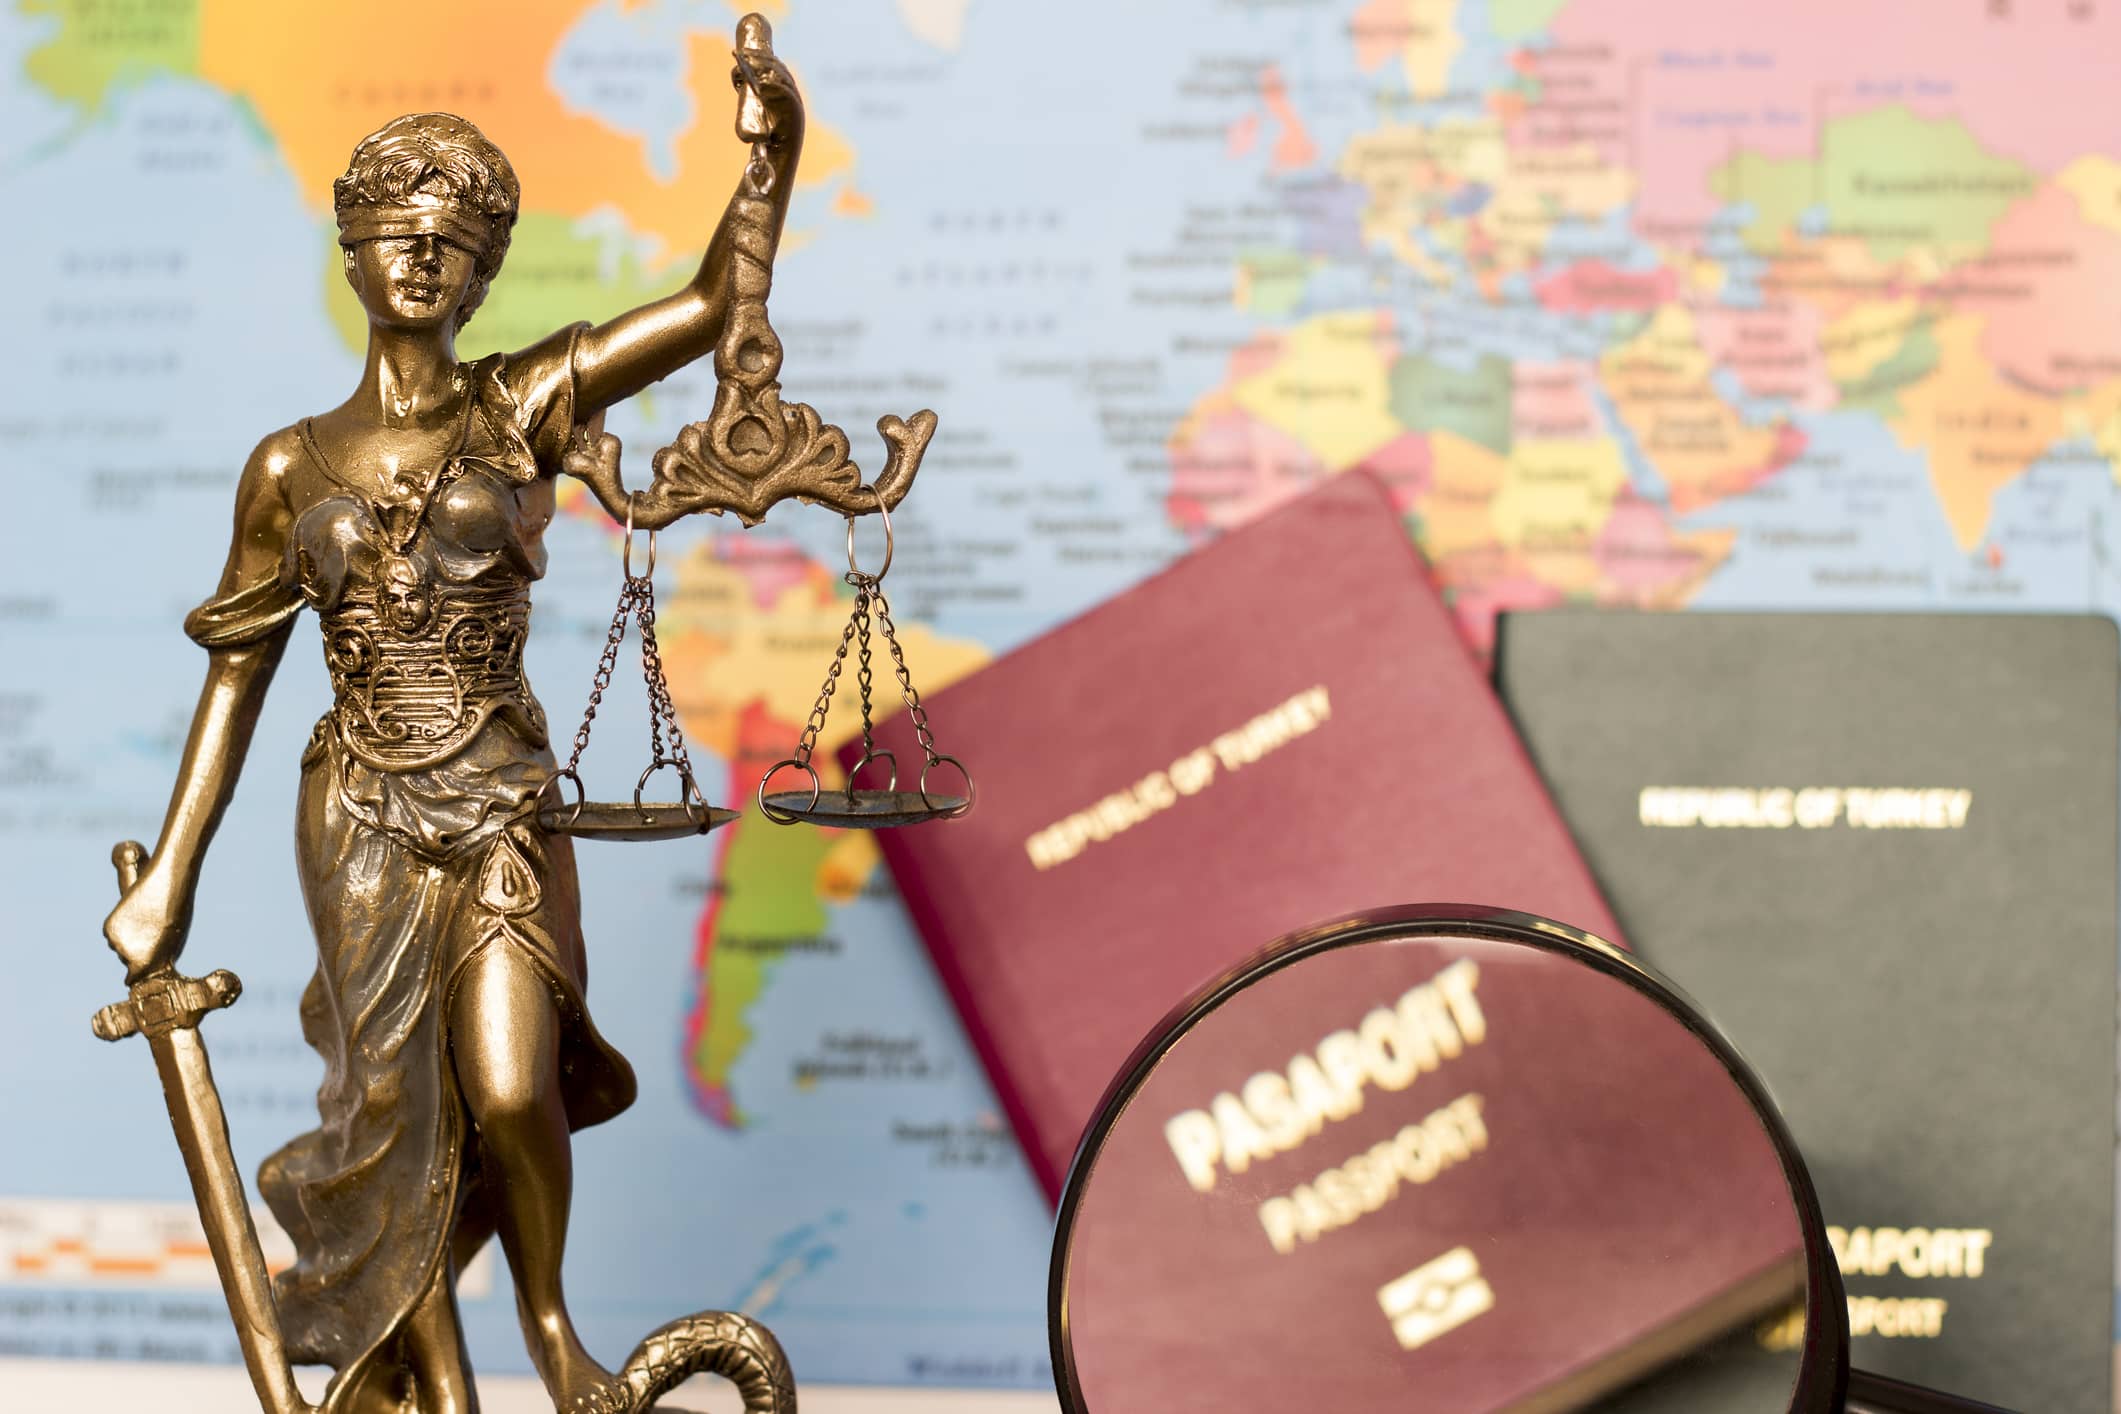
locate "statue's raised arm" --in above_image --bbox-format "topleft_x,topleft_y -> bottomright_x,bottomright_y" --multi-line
564,12 -> 936,530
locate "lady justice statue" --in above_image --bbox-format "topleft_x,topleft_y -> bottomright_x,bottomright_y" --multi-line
94,14 -> 942,1414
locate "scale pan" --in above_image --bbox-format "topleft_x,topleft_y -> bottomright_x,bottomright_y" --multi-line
759,789 -> 969,829
540,800 -> 741,842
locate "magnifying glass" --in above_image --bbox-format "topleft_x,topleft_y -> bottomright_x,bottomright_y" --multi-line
1048,906 -> 2012,1412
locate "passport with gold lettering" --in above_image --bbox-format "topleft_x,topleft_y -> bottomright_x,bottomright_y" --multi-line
1494,610 -> 2118,1411
1059,910 -> 1813,1411
844,470 -> 1623,1201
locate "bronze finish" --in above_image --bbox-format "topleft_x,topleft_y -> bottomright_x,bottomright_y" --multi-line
756,787 -> 971,830
534,799 -> 740,844
95,14 -> 937,1410
538,511 -> 724,844
756,497 -> 974,828
561,28 -> 936,532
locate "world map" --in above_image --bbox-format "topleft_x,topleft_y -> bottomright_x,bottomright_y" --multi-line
6,0 -> 2121,1393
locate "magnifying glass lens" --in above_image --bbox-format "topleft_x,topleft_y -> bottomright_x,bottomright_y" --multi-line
1053,912 -> 1818,1412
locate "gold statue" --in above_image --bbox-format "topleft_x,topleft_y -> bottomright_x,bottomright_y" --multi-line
95,15 -> 934,1412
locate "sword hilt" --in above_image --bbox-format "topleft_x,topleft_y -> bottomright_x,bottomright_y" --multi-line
93,968 -> 244,1042
94,839 -> 243,1042
113,838 -> 145,892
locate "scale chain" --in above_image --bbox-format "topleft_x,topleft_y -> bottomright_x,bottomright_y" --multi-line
758,519 -> 971,825
562,578 -> 642,778
853,575 -> 878,767
554,564 -> 702,807
637,579 -> 669,766
635,577 -> 698,790
791,589 -> 863,770
871,585 -> 946,767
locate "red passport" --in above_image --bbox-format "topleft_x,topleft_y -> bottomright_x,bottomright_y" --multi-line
1057,910 -> 1808,1412
844,470 -> 1622,1201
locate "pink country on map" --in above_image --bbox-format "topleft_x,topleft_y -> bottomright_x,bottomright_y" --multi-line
1535,260 -> 1679,315
1539,0 -> 2121,229
1960,182 -> 2121,393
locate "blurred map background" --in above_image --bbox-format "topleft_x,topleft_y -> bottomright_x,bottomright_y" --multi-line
6,0 -> 2121,1392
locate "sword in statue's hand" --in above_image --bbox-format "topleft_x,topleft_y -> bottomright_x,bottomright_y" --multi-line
94,840 -> 316,1414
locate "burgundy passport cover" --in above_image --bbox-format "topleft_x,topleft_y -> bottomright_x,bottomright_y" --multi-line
1060,916 -> 1806,1412
843,470 -> 1622,1201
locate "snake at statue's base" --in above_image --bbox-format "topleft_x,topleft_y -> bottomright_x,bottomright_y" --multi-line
565,1310 -> 796,1414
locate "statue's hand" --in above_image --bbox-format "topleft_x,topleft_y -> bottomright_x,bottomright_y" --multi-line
104,858 -> 190,985
731,15 -> 804,147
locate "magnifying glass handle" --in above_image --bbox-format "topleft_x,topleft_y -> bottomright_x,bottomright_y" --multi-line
1845,1367 -> 2014,1413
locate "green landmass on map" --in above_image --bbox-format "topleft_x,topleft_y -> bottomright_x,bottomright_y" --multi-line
21,0 -> 198,111
1390,353 -> 1513,454
1839,322 -> 1942,418
1711,106 -> 2036,261
1239,247 -> 1310,317
689,813 -> 840,1127
1490,0 -> 1570,41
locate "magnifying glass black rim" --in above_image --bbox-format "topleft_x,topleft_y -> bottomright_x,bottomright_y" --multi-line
1047,902 -> 1850,1414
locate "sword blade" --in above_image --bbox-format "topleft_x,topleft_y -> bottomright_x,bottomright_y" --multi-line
142,1015 -> 314,1414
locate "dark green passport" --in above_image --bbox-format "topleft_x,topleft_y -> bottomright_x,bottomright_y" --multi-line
1493,612 -> 2117,1413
